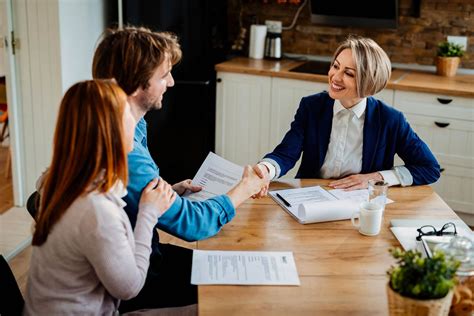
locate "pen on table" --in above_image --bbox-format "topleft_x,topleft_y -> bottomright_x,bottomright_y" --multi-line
276,193 -> 292,207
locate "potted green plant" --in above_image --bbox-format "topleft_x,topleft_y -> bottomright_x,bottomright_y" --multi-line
386,247 -> 460,316
436,41 -> 465,77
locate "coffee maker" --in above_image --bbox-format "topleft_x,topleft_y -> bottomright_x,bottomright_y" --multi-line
264,20 -> 282,60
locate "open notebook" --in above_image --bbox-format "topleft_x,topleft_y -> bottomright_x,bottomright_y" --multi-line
269,186 -> 393,224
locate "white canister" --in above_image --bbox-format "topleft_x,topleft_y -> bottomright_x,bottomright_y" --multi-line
249,25 -> 267,59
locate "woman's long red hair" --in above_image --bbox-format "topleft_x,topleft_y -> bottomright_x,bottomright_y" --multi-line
33,80 -> 128,246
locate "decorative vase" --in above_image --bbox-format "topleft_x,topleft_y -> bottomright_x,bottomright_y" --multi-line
386,284 -> 454,316
436,57 -> 460,77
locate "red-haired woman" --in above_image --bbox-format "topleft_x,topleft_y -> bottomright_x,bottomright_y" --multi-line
23,80 -> 176,315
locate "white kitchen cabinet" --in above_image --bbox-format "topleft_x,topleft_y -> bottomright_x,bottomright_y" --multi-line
270,78 -> 326,148
270,78 -> 327,178
215,74 -> 324,177
374,89 -> 395,106
393,91 -> 474,218
215,72 -> 272,166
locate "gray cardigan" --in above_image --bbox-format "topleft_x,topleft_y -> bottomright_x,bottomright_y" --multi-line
23,184 -> 159,315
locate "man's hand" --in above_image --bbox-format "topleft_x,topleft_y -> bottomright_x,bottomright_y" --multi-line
328,172 -> 383,190
227,165 -> 269,207
172,179 -> 202,196
251,163 -> 270,198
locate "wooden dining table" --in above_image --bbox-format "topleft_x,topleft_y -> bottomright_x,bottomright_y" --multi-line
161,179 -> 462,315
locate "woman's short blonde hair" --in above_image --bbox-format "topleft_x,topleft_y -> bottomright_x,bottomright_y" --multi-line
332,36 -> 391,97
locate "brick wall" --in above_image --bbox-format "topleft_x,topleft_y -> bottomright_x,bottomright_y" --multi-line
229,0 -> 473,68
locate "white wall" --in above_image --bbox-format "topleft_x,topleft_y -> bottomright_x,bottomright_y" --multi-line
58,0 -> 106,92
8,0 -> 107,203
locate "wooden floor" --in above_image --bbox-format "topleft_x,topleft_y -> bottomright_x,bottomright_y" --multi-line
0,139 -> 32,294
0,145 -> 13,214
1,207 -> 33,258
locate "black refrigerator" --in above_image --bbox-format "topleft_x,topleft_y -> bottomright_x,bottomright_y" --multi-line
122,0 -> 228,184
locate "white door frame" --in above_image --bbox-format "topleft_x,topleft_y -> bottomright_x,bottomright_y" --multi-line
1,0 -> 25,206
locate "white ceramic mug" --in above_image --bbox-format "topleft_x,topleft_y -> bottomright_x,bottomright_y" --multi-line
351,201 -> 384,236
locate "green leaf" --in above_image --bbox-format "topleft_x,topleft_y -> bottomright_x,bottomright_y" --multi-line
387,248 -> 460,299
437,41 -> 465,57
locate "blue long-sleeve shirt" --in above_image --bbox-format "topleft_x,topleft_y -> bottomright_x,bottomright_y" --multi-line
123,118 -> 235,243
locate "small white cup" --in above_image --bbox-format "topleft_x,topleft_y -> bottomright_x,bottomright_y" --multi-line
351,201 -> 384,236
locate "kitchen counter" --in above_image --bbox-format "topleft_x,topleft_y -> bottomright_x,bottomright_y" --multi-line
215,57 -> 474,98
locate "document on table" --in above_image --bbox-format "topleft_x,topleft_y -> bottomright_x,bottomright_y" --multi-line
184,152 -> 243,201
269,186 -> 394,224
330,188 -> 394,204
269,186 -> 337,223
191,250 -> 300,286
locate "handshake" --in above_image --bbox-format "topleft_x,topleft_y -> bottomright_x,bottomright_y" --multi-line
251,163 -> 271,199
226,163 -> 271,208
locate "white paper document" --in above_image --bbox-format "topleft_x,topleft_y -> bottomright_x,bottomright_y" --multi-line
191,250 -> 300,286
390,226 -> 427,254
269,186 -> 338,224
330,188 -> 394,204
270,186 -> 395,224
298,200 -> 360,224
184,152 -> 244,201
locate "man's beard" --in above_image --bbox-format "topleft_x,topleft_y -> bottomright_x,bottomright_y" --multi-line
140,95 -> 162,112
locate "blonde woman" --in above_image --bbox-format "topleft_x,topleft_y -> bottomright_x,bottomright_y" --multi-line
255,36 -> 439,192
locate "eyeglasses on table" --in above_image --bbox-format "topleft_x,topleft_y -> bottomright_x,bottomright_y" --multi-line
416,222 -> 457,241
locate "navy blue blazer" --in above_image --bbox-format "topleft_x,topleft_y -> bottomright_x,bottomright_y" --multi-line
263,92 -> 440,185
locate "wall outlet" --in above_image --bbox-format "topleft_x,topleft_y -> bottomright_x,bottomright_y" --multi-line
447,35 -> 468,51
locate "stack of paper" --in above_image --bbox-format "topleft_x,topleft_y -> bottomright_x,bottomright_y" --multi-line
269,186 -> 393,224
